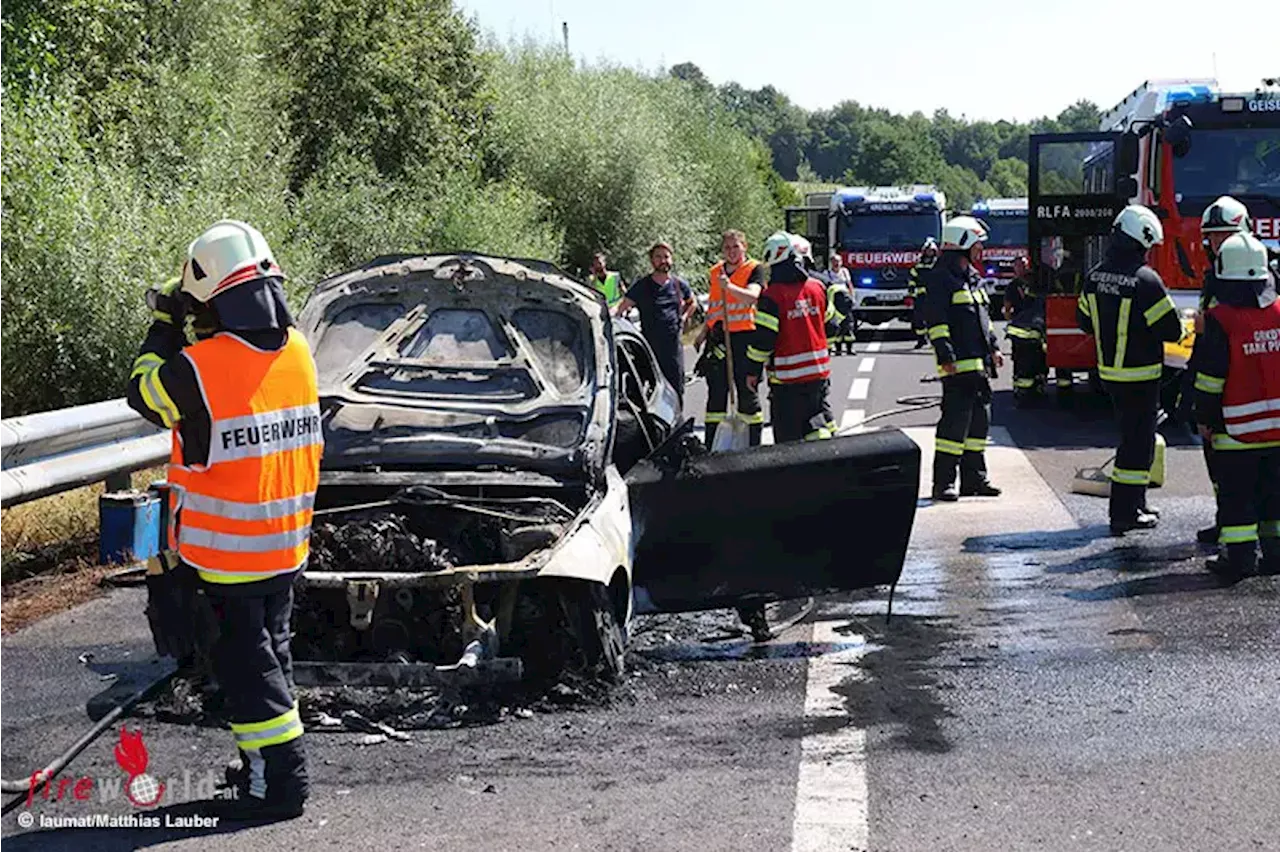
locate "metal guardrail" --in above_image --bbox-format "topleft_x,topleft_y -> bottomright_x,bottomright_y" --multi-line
1,400 -> 168,506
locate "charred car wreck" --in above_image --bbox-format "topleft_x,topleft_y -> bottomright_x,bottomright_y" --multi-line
148,253 -> 922,696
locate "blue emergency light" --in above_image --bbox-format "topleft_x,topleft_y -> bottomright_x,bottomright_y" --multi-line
861,276 -> 873,286
914,192 -> 936,203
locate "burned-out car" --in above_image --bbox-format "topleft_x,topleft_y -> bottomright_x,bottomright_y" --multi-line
289,253 -> 921,690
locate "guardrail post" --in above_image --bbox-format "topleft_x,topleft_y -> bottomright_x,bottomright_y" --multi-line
105,472 -> 132,492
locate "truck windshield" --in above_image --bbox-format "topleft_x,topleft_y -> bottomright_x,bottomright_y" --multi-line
838,212 -> 940,250
1172,128 -> 1280,206
982,215 -> 1028,247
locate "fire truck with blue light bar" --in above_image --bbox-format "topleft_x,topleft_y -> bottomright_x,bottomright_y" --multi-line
969,197 -> 1028,299
1029,78 -> 1280,386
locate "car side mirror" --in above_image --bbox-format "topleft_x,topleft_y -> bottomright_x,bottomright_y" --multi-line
1165,115 -> 1193,158
1116,176 -> 1139,200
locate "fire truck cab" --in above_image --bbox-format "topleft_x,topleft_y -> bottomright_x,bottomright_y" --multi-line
970,197 -> 1029,300
785,185 -> 945,332
1030,78 -> 1280,391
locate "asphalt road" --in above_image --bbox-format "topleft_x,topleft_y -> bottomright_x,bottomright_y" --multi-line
3,319 -> 1278,851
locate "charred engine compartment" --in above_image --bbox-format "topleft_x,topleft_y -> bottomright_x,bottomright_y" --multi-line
293,484 -> 583,666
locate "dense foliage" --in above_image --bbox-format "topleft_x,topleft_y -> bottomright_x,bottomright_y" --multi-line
671,62 -> 1101,206
2,2 -> 1097,415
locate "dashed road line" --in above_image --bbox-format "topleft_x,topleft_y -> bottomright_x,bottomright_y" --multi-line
840,408 -> 866,431
848,378 -> 870,401
865,341 -> 882,353
858,357 -> 876,373
790,620 -> 870,852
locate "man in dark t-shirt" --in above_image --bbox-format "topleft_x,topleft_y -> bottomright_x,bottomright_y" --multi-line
614,241 -> 696,405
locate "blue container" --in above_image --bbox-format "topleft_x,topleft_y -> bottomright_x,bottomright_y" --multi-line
99,490 -> 161,566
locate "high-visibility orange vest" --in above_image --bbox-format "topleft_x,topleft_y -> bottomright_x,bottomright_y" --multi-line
706,259 -> 761,333
167,329 -> 323,585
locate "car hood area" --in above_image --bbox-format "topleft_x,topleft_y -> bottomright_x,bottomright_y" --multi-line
296,254 -> 615,480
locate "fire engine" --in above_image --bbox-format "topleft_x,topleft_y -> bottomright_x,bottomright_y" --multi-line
786,185 -> 945,331
1030,78 -> 1280,388
969,197 -> 1028,299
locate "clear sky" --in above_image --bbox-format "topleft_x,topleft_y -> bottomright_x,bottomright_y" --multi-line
455,0 -> 1275,122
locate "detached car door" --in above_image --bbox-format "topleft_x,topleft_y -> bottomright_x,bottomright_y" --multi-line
626,429 -> 920,614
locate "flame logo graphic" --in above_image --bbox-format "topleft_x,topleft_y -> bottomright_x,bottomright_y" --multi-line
114,726 -> 165,808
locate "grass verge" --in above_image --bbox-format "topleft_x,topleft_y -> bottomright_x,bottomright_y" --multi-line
1,467 -> 165,633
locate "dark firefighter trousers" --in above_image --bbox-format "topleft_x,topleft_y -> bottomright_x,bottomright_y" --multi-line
1008,331 -> 1046,394
208,582 -> 309,806
933,371 -> 991,488
1212,445 -> 1280,575
705,333 -> 764,446
1103,380 -> 1160,523
770,378 -> 835,443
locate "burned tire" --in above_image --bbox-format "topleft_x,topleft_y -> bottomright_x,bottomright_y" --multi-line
509,579 -> 626,686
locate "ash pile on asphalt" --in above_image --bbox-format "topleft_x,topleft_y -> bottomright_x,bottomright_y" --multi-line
309,515 -> 453,573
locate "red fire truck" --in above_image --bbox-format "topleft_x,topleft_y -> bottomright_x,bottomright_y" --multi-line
785,185 -> 945,333
1030,78 -> 1280,384
970,197 -> 1028,300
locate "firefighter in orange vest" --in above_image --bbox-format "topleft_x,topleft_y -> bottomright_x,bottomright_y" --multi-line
127,220 -> 321,820
697,229 -> 766,445
747,232 -> 835,443
1191,232 -> 1280,582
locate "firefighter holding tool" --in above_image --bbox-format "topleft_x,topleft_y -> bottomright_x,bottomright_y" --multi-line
697,230 -> 765,446
126,220 -> 320,820
1076,205 -> 1183,535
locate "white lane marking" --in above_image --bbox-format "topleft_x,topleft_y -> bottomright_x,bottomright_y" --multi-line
865,341 -> 882,353
848,378 -> 870,401
858,358 -> 876,373
790,621 -> 870,852
840,409 -> 866,431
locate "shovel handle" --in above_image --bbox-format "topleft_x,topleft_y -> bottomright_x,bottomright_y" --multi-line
719,272 -> 737,408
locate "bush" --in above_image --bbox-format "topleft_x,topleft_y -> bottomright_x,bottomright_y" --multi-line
486,46 -> 785,288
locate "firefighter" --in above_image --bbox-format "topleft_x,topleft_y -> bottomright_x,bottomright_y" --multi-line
586,250 -> 625,308
908,237 -> 938,349
1187,195 -> 1254,544
1076,205 -> 1184,535
747,231 -> 835,443
1191,232 -> 1280,582
821,258 -> 857,356
1003,255 -> 1048,405
828,253 -> 857,354
696,229 -> 766,446
922,216 -> 1003,501
126,220 -> 320,820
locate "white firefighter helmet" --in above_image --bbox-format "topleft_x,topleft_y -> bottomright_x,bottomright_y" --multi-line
180,220 -> 283,304
763,231 -> 798,266
1113,205 -> 1164,249
1215,232 -> 1270,281
790,233 -> 814,264
941,216 -> 989,251
1200,195 -> 1251,234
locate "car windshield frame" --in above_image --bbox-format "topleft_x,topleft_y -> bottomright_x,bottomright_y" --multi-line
837,211 -> 941,251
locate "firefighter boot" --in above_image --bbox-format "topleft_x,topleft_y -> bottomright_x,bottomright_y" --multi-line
931,455 -> 959,502
1109,484 -> 1157,535
1259,538 -> 1280,576
959,452 -> 1001,497
1206,543 -> 1257,584
218,738 -> 309,821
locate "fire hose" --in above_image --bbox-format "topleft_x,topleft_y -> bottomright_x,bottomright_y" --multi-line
0,667 -> 175,814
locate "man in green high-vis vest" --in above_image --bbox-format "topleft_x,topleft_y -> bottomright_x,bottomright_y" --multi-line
587,251 -> 625,307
